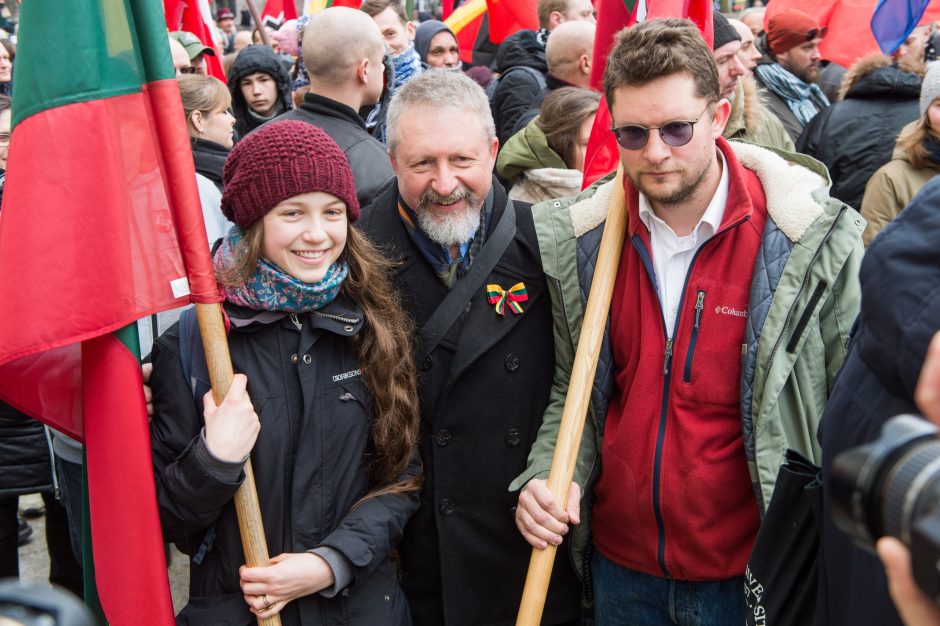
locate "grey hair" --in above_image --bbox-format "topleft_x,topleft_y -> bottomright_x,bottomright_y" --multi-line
386,69 -> 495,155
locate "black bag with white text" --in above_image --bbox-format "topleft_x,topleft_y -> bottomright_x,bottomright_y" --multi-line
745,449 -> 827,626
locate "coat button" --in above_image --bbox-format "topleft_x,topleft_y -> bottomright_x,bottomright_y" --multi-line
302,354 -> 312,364
505,428 -> 521,447
290,354 -> 299,364
419,355 -> 433,371
505,353 -> 521,373
435,429 -> 452,447
439,498 -> 455,516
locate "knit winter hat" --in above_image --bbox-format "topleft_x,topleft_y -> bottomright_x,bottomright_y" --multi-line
221,120 -> 360,229
712,13 -> 741,51
922,62 -> 940,116
766,9 -> 825,56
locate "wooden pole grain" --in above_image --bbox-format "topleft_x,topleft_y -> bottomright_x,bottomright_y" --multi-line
516,166 -> 628,626
194,302 -> 280,626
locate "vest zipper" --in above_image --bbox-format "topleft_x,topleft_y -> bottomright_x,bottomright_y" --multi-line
683,290 -> 706,383
630,214 -> 749,578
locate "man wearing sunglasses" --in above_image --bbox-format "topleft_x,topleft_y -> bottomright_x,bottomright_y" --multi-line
513,18 -> 863,625
753,9 -> 830,143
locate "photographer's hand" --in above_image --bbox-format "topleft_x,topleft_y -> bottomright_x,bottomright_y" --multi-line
878,537 -> 940,626
916,331 -> 940,424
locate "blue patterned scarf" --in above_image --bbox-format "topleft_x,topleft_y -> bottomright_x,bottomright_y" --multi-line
754,62 -> 829,126
367,44 -> 423,144
213,227 -> 347,313
392,44 -> 422,89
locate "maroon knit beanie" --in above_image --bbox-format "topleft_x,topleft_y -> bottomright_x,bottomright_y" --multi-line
221,120 -> 360,230
767,9 -> 825,56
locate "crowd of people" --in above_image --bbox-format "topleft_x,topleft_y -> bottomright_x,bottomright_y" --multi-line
7,0 -> 940,624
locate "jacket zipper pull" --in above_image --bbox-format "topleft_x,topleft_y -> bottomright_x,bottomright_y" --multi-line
693,290 -> 705,330
664,340 -> 674,375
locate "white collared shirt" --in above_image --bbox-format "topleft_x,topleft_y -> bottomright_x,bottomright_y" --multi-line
637,151 -> 729,338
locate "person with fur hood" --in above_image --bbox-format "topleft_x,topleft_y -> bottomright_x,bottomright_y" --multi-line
513,21 -> 863,624
713,13 -> 795,152
797,53 -> 924,209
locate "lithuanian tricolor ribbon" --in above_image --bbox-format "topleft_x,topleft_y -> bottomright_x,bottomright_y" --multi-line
487,282 -> 528,316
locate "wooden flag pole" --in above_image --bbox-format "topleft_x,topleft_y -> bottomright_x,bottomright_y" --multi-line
516,165 -> 628,626
244,0 -> 271,46
194,302 -> 281,626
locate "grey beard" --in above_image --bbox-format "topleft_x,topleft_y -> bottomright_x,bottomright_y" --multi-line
415,186 -> 482,247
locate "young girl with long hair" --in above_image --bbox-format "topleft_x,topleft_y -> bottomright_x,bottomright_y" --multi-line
149,120 -> 421,624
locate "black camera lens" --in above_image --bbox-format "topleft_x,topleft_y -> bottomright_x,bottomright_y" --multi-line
831,415 -> 940,549
831,414 -> 940,604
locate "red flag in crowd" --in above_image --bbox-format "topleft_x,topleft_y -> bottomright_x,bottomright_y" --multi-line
764,0 -> 940,68
262,0 -> 299,27
445,0 -> 488,64
0,0 -> 222,622
164,0 -> 227,80
487,0 -> 538,43
582,0 -> 713,187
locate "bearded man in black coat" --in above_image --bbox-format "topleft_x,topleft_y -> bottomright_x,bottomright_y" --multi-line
356,69 -> 582,626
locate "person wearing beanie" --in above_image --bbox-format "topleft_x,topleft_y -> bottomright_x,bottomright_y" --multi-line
716,14 -> 796,151
149,120 -> 421,625
753,8 -> 830,143
859,62 -> 940,244
277,7 -> 394,208
227,44 -> 293,140
414,20 -> 460,69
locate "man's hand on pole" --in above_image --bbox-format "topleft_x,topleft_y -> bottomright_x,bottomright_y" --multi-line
515,479 -> 580,549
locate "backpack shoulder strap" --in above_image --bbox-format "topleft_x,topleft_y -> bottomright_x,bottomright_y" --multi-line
177,307 -> 213,415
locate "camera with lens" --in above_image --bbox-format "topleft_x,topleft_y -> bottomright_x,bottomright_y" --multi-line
831,414 -> 940,606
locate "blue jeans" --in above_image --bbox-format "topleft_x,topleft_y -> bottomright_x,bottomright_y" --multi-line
592,550 -> 745,626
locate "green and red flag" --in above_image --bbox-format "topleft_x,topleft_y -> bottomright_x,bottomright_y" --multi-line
0,0 -> 222,623
582,0 -> 713,186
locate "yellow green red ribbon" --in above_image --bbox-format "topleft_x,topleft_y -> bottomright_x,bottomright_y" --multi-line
487,282 -> 528,316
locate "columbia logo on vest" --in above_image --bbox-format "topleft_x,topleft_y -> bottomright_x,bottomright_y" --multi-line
714,305 -> 748,318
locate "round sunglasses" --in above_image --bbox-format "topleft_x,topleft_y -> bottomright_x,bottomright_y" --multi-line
611,106 -> 710,150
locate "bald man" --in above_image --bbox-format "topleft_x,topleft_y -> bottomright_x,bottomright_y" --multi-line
730,18 -> 761,71
276,7 -> 393,208
546,20 -> 594,88
168,35 -> 193,75
506,19 -> 596,137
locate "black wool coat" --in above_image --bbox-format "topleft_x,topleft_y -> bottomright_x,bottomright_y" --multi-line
357,179 -> 581,626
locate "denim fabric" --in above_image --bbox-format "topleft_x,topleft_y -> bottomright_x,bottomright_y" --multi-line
592,550 -> 745,626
